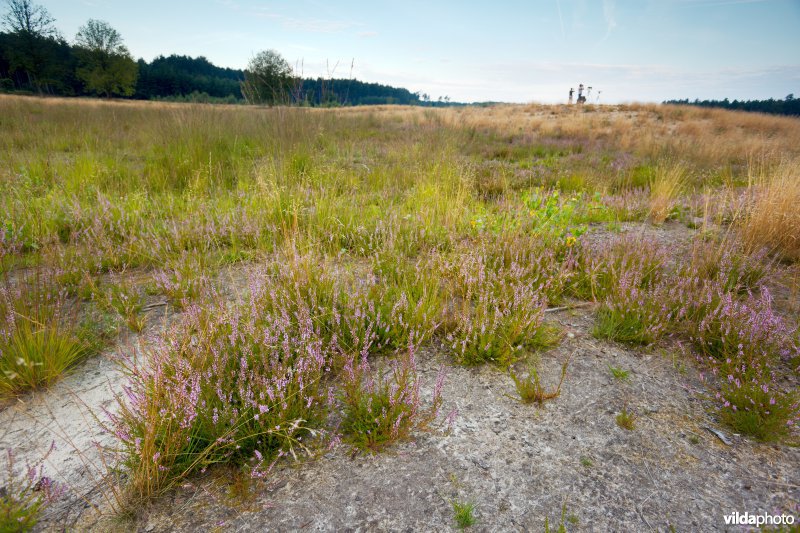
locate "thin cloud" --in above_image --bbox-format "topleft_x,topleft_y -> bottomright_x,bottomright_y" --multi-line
555,0 -> 565,40
357,31 -> 378,38
252,9 -> 359,33
601,0 -> 617,42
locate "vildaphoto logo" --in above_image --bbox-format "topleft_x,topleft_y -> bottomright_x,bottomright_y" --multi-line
723,511 -> 795,526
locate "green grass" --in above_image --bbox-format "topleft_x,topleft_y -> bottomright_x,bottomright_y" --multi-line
452,500 -> 477,529
608,365 -> 630,381
2,96 -> 800,507
616,407 -> 637,431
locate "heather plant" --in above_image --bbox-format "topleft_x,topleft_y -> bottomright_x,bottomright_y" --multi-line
443,252 -> 556,367
592,268 -> 673,345
110,293 -> 337,502
151,252 -> 210,309
689,287 -> 794,363
687,287 -> 800,440
91,277 -> 146,332
475,233 -> 576,304
365,272 -> 443,352
685,239 -> 770,295
0,270 -> 96,397
1,448 -> 62,532
569,234 -> 669,301
339,348 -> 444,452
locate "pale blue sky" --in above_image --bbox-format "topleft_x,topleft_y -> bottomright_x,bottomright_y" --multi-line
41,0 -> 800,103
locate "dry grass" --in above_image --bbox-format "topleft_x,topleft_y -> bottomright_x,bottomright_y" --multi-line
739,161 -> 800,262
648,162 -> 686,224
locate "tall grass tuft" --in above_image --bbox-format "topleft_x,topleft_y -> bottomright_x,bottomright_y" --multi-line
648,162 -> 685,224
0,270 -> 95,397
739,161 -> 800,262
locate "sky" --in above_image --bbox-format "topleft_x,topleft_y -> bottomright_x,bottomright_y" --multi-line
39,0 -> 800,104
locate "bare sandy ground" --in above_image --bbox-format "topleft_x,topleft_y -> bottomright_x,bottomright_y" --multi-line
2,223 -> 798,532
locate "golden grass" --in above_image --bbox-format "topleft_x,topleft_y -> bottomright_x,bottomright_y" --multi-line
648,162 -> 686,224
739,161 -> 800,261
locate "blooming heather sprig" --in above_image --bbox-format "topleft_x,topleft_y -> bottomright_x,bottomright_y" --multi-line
444,248 -> 554,367
339,346 -> 444,452
111,278 -> 337,499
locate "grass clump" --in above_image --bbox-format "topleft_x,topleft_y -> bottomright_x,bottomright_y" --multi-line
451,500 -> 477,529
608,365 -> 630,381
648,162 -> 686,224
739,161 -> 800,262
616,406 -> 637,430
0,270 -> 96,397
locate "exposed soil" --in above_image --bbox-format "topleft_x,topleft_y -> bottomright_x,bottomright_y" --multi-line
2,223 -> 798,532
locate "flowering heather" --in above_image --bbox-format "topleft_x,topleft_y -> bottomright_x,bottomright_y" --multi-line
110,297 -> 334,501
444,251 -> 554,367
339,347 -> 445,452
1,447 -> 63,531
592,267 -> 673,345
569,233 -> 669,301
152,252 -> 210,309
680,284 -> 799,440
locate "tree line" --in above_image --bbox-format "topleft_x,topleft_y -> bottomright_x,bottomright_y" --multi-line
0,0 -> 458,106
663,95 -> 799,117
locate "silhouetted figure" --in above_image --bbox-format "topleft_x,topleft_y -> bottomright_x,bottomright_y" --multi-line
577,84 -> 586,104
569,87 -> 574,104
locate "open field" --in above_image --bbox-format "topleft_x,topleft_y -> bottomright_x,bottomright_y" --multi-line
1,94 -> 799,531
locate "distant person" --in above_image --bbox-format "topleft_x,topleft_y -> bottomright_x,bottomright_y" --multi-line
569,87 -> 574,104
577,84 -> 585,104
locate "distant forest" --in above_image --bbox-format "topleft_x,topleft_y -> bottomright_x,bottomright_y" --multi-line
0,0 -> 457,107
133,54 -> 443,106
0,34 -> 442,106
663,95 -> 799,117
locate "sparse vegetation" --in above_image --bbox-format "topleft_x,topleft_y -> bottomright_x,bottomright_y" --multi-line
1,449 -> 60,532
452,500 -> 477,529
608,365 -> 630,381
616,407 -> 637,431
509,356 -> 570,406
1,96 -> 799,527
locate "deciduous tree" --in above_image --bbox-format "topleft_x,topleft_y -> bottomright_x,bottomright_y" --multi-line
242,49 -> 293,105
74,19 -> 137,97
